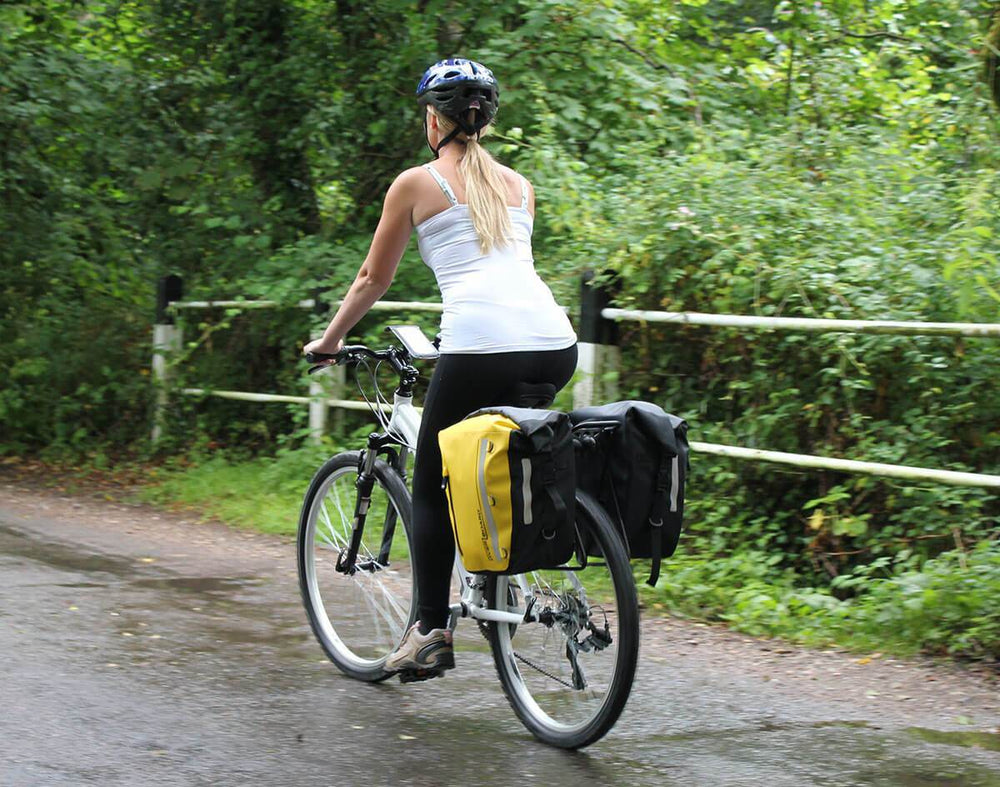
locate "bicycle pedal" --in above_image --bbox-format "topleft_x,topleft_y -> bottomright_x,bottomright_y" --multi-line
398,667 -> 447,684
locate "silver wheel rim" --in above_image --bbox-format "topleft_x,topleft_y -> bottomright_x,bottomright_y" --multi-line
303,465 -> 414,669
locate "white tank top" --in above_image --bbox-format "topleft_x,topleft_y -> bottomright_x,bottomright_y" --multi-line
415,164 -> 577,354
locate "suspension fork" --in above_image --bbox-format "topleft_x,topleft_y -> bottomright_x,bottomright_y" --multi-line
336,437 -> 407,575
377,445 -> 407,565
335,446 -> 379,575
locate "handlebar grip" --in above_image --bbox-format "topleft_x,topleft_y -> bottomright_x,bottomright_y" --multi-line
305,351 -> 340,364
305,344 -> 370,368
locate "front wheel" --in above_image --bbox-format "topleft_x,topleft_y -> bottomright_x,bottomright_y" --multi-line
486,490 -> 639,749
297,450 -> 416,682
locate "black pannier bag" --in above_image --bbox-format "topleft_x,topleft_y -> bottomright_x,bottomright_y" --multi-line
569,401 -> 689,586
439,407 -> 576,575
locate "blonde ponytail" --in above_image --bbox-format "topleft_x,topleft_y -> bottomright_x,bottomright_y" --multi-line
431,108 -> 512,253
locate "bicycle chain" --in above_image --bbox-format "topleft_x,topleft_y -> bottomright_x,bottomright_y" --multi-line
514,651 -> 577,690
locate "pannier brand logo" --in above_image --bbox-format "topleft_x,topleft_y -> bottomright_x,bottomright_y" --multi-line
477,506 -> 494,562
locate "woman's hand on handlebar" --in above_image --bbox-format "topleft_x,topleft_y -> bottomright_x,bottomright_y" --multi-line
303,337 -> 344,367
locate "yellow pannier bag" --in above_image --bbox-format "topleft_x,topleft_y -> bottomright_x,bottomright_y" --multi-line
438,407 -> 576,575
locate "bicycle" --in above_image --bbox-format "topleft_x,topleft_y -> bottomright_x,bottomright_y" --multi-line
297,325 -> 639,749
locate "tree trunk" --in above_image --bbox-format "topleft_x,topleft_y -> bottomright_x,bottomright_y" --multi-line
227,0 -> 321,244
987,8 -> 1000,110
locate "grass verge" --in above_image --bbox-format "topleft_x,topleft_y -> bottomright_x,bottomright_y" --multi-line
642,547 -> 1000,661
131,444 -> 336,536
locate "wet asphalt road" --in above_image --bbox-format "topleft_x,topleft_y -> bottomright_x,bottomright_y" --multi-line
1,488 -> 999,787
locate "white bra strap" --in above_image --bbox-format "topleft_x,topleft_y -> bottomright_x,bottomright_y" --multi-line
519,175 -> 529,210
422,164 -> 458,207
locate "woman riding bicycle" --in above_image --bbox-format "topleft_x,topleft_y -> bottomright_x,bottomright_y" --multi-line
303,58 -> 577,678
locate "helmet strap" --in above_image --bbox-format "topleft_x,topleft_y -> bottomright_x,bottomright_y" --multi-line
424,112 -> 468,158
433,125 -> 465,157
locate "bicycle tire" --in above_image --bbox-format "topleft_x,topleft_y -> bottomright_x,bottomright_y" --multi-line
297,450 -> 416,682
486,490 -> 639,749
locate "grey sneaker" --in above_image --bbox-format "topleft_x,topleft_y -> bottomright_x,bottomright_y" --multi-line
385,623 -> 455,679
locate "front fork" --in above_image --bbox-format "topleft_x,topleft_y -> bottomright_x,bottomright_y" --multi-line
377,444 -> 407,565
335,436 -> 408,575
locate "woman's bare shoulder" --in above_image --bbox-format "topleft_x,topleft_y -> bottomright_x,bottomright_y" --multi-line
497,162 -> 530,184
395,166 -> 432,187
500,164 -> 535,194
386,166 -> 438,201
497,163 -> 534,208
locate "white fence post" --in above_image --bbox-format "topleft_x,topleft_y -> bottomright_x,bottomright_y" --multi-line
307,335 -> 349,444
306,291 -> 347,443
307,334 -> 328,445
151,275 -> 184,444
574,270 -> 620,408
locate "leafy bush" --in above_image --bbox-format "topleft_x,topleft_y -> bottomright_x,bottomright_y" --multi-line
847,541 -> 1000,659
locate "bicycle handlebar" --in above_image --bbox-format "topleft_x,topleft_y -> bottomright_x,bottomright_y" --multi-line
305,345 -> 389,367
305,344 -> 420,384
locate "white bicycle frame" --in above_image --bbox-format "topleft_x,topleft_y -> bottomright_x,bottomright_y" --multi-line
385,390 -> 568,630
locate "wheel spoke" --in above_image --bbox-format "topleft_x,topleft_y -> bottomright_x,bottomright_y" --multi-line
358,582 -> 406,641
318,501 -> 345,548
316,522 -> 341,552
353,570 -> 408,640
330,479 -> 352,533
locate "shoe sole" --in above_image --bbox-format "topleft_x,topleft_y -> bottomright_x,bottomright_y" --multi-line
392,650 -> 455,683
398,665 -> 452,683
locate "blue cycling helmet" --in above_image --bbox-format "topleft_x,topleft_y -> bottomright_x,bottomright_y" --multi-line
416,58 -> 500,155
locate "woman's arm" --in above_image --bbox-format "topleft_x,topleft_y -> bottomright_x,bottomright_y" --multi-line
305,171 -> 419,354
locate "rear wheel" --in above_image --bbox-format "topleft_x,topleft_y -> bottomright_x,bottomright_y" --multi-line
297,451 -> 416,682
486,490 -> 639,749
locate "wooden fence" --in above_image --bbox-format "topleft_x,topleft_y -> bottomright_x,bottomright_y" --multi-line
152,273 -> 1000,489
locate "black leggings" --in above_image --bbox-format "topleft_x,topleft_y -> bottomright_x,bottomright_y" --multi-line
410,345 -> 578,630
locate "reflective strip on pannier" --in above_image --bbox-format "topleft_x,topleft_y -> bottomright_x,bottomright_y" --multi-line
477,437 -> 503,563
521,457 -> 533,525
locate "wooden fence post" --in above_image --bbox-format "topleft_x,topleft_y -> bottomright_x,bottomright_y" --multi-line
308,344 -> 328,445
308,289 -> 328,444
152,275 -> 184,443
307,289 -> 346,444
573,270 -> 620,408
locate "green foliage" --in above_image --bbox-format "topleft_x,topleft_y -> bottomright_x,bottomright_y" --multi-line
852,541 -> 1000,659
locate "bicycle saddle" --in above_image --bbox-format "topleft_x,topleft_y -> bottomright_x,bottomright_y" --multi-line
510,382 -> 557,409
